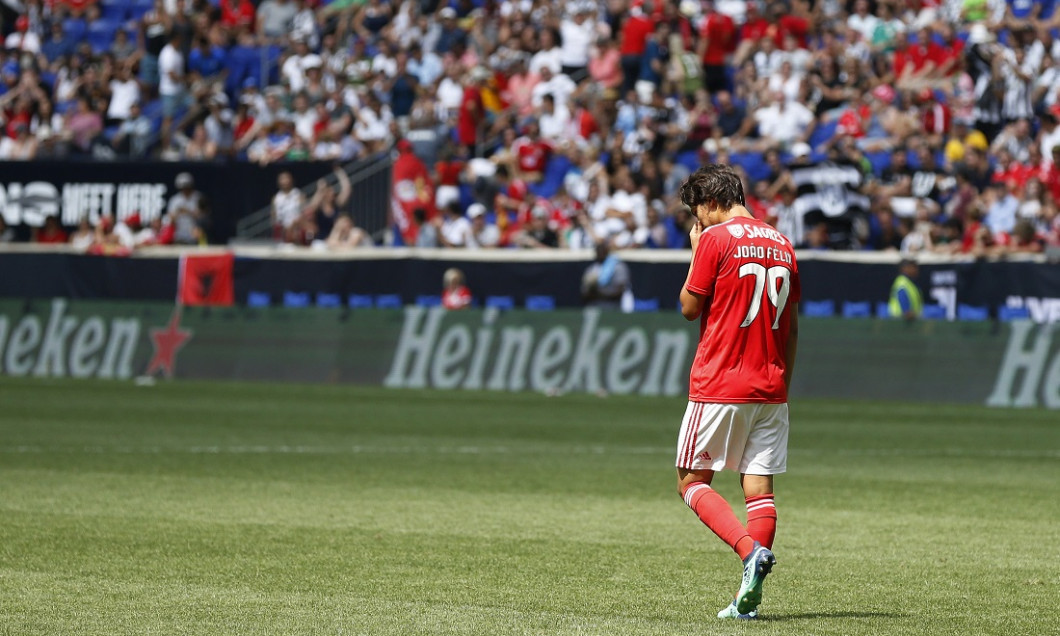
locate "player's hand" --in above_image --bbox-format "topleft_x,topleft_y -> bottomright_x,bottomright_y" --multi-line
689,220 -> 703,250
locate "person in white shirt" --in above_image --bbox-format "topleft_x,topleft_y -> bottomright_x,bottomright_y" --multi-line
290,93 -> 318,142
281,39 -> 312,93
272,171 -> 305,235
107,65 -> 141,123
466,203 -> 500,248
529,28 -> 563,76
531,66 -> 577,112
158,32 -> 187,118
4,17 -> 40,54
538,94 -> 571,142
767,60 -> 803,104
559,5 -> 595,81
438,202 -> 474,248
749,91 -> 815,150
846,0 -> 879,43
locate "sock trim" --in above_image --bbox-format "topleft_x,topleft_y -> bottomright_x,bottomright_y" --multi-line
682,482 -> 710,508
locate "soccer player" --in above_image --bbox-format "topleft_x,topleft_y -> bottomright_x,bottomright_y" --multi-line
675,165 -> 800,619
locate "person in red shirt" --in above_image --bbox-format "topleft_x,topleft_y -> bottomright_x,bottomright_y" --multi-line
441,268 -> 472,310
220,0 -> 256,32
769,0 -> 810,48
391,139 -> 437,244
35,216 -> 68,244
619,0 -> 655,94
697,0 -> 736,93
1044,147 -> 1060,203
511,120 -> 553,183
735,4 -> 770,65
457,70 -> 488,156
676,164 -> 800,621
918,89 -> 950,144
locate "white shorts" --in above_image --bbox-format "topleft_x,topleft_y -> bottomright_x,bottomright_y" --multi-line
675,401 -> 789,475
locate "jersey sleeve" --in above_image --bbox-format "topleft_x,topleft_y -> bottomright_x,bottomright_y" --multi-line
789,258 -> 802,303
686,234 -> 719,296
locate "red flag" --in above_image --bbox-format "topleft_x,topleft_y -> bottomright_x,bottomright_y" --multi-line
178,252 -> 235,306
391,143 -> 436,245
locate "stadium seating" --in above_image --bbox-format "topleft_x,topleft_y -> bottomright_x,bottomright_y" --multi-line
841,301 -> 872,318
316,293 -> 342,308
247,291 -> 270,307
86,19 -> 120,53
998,305 -> 1031,321
348,294 -> 374,309
921,304 -> 948,320
525,295 -> 556,311
283,291 -> 311,308
100,0 -> 127,21
376,294 -> 403,309
956,304 -> 989,321
485,295 -> 515,310
803,300 -> 836,318
633,298 -> 660,312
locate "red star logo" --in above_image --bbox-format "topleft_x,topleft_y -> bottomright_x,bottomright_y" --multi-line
145,307 -> 193,378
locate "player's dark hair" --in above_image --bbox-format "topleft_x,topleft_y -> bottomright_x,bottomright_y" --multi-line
679,164 -> 746,211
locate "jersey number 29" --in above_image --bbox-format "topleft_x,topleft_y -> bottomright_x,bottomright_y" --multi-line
738,263 -> 791,329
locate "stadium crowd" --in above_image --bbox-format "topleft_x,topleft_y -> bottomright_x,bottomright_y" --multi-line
2,0 -> 1060,254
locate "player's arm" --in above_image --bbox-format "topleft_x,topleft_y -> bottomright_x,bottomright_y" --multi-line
680,281 -> 706,321
680,221 -> 708,321
783,303 -> 799,391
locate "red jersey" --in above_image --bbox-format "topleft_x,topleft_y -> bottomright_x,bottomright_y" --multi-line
619,15 -> 655,55
686,217 -> 801,403
442,285 -> 472,310
513,136 -> 552,173
457,86 -> 483,145
700,13 -> 736,65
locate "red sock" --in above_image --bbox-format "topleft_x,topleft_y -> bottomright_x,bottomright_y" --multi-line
682,482 -> 755,560
745,494 -> 777,549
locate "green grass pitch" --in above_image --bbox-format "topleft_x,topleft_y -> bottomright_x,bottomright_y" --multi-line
1,378 -> 1058,635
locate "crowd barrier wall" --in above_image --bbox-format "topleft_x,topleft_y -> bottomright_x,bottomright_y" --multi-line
0,161 -> 334,244
1,299 -> 1057,409
1,248 -> 1058,321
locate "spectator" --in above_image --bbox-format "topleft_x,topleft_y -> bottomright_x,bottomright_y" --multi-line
888,258 -> 923,320
517,204 -> 562,249
158,30 -> 189,121
257,0 -> 298,42
167,172 -> 206,244
441,267 -> 471,310
413,208 -> 439,248
69,217 -> 95,251
438,202 -> 472,248
0,123 -> 39,160
34,216 -> 68,244
305,168 -> 352,244
110,102 -> 151,159
466,203 -> 500,249
272,170 -> 304,242
324,215 -> 371,249
64,96 -> 103,155
581,242 -> 631,310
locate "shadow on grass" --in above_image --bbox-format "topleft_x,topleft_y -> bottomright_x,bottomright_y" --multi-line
763,611 -> 904,621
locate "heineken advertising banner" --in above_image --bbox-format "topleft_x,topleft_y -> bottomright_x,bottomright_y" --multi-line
1,299 -> 1058,408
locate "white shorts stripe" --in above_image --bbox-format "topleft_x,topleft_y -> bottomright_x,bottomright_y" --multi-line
674,401 -> 789,475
